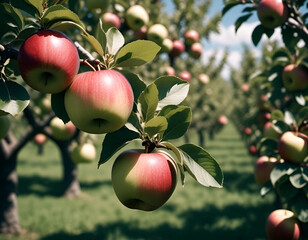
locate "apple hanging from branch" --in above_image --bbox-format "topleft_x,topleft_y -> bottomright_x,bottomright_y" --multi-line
282,64 -> 308,92
125,5 -> 149,31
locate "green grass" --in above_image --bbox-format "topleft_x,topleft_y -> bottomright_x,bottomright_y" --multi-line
2,124 -> 276,240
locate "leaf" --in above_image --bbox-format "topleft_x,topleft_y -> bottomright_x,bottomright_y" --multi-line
82,33 -> 104,58
179,144 -> 223,188
0,81 -> 30,116
0,3 -> 24,30
290,167 -> 308,189
222,1 -> 242,16
137,83 -> 159,122
51,91 -> 70,123
144,116 -> 168,140
154,76 -> 190,110
251,24 -> 264,46
271,110 -> 285,121
10,0 -> 41,17
285,111 -> 296,125
25,0 -> 43,16
96,19 -> 107,53
106,27 -> 125,55
270,162 -> 298,186
291,192 -> 308,223
295,93 -> 306,106
98,127 -> 140,167
114,40 -> 161,67
275,178 -> 298,201
125,112 -> 141,134
159,105 -> 192,140
260,181 -> 273,197
235,13 -> 253,33
49,20 -> 87,33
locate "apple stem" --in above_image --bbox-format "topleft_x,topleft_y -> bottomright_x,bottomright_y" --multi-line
80,59 -> 96,72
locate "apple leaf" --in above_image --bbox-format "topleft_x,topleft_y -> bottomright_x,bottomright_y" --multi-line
290,167 -> 308,189
275,178 -> 298,201
51,91 -> 70,123
179,144 -> 223,188
98,126 -> 140,167
235,13 -> 252,33
0,80 -> 30,116
257,138 -> 278,156
144,116 -> 168,140
114,40 -> 161,68
10,0 -> 41,17
96,19 -> 107,53
106,27 -> 124,56
291,192 -> 308,223
270,162 -> 298,187
271,109 -> 285,121
284,110 -> 296,126
25,0 -> 43,16
49,20 -> 87,33
154,76 -> 190,110
137,83 -> 159,122
295,93 -> 306,106
260,181 -> 273,197
82,33 -> 104,58
159,105 -> 192,140
125,112 -> 142,134
251,24 -> 264,46
222,1 -> 242,16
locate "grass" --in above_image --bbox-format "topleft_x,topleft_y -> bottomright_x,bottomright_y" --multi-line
1,124 -> 276,240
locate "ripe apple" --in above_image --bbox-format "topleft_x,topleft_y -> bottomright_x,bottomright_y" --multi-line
266,209 -> 300,240
241,83 -> 250,92
263,121 -> 282,140
0,115 -> 10,139
160,38 -> 173,53
249,145 -> 258,155
278,131 -> 308,164
254,156 -> 278,186
184,29 -> 199,45
165,66 -> 175,76
101,12 -> 121,31
126,5 -> 149,31
18,30 -> 80,94
169,40 -> 185,57
146,24 -> 168,45
217,115 -> 228,125
188,42 -> 203,59
85,0 -> 109,12
50,117 -> 76,141
179,71 -> 191,82
71,143 -> 96,164
198,73 -> 210,84
111,149 -> 177,211
282,64 -> 308,92
257,0 -> 289,29
244,127 -> 252,136
34,133 -> 47,145
64,70 -> 134,134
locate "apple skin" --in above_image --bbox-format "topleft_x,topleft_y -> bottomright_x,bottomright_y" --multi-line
244,127 -> 252,136
263,121 -> 282,141
266,209 -> 300,240
160,38 -> 173,53
278,131 -> 308,164
188,42 -> 202,59
0,115 -> 11,139
254,156 -> 278,186
169,40 -> 185,57
50,117 -> 76,141
64,70 -> 134,134
126,5 -> 149,31
217,115 -> 228,125
257,0 -> 289,29
184,30 -> 199,45
18,30 -> 80,94
179,71 -> 191,82
282,64 -> 308,92
71,143 -> 96,164
112,149 -> 177,211
198,73 -> 210,84
146,24 -> 168,46
241,83 -> 250,92
249,145 -> 259,155
101,12 -> 121,31
165,66 -> 175,76
34,133 -> 47,145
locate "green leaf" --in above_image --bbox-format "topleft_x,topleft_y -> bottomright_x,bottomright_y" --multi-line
49,20 -> 87,33
144,116 -> 168,140
222,1 -> 242,16
179,144 -> 223,188
270,162 -> 298,186
82,33 -> 104,58
271,109 -> 284,121
137,83 -> 159,122
10,0 -> 41,17
276,178 -> 298,201
260,181 -> 273,197
106,27 -> 125,56
0,81 -> 30,116
114,40 -> 161,68
154,76 -> 190,110
25,0 -> 43,16
51,91 -> 70,123
0,3 -> 24,30
291,192 -> 308,223
98,127 -> 140,167
257,138 -> 278,156
125,112 -> 141,134
290,167 -> 308,189
235,13 -> 252,33
159,105 -> 192,140
251,24 -> 264,46
96,19 -> 107,53
295,93 -> 306,106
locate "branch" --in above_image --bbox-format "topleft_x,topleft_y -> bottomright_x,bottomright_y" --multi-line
74,41 -> 101,69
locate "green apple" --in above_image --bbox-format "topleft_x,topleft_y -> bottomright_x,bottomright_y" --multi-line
64,70 -> 134,134
254,156 -> 278,186
266,209 -> 300,240
50,117 -> 76,141
0,115 -> 11,139
146,24 -> 168,46
282,64 -> 308,91
278,131 -> 308,164
257,0 -> 289,29
160,38 -> 173,53
112,149 -> 177,211
126,5 -> 149,31
71,143 -> 96,164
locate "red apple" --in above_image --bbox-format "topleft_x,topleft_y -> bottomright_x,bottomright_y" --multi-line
126,5 -> 149,31
266,209 -> 300,240
278,131 -> 308,164
282,64 -> 308,91
179,71 -> 191,82
112,149 -> 177,211
18,30 -> 80,94
244,127 -> 252,136
0,115 -> 11,139
241,83 -> 250,92
249,145 -> 258,155
50,117 -> 76,141
254,156 -> 278,186
64,70 -> 134,134
165,66 -> 175,76
184,29 -> 199,45
34,133 -> 47,145
217,115 -> 228,125
188,42 -> 203,59
257,0 -> 289,29
169,40 -> 185,57
101,12 -> 121,30
263,121 -> 282,140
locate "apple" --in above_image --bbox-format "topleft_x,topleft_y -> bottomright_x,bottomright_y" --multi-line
278,131 -> 308,164
101,12 -> 121,31
263,121 -> 282,140
0,115 -> 10,139
160,38 -> 173,53
169,40 -> 185,57
64,70 -> 134,134
111,149 -> 177,211
146,24 -> 168,45
254,156 -> 278,186
249,145 -> 258,155
85,0 -> 109,12
266,209 -> 300,240
134,26 -> 147,39
241,83 -> 250,92
184,29 -> 199,45
282,64 -> 308,91
50,117 -> 76,141
244,127 -> 252,136
259,112 -> 271,126
198,73 -> 210,84
217,115 -> 228,125
179,71 -> 191,82
257,0 -> 289,29
34,133 -> 47,145
71,143 -> 96,164
188,42 -> 202,59
126,5 -> 149,31
18,30 -> 80,94
165,66 -> 175,76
